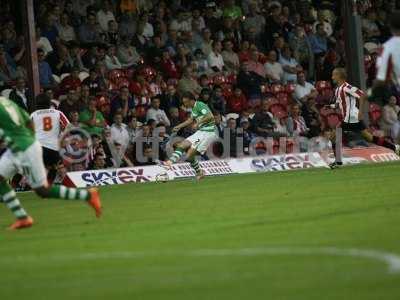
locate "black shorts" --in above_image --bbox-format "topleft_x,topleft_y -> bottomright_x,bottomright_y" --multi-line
341,121 -> 366,133
42,147 -> 61,167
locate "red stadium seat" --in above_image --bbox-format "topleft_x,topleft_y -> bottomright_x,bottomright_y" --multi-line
108,69 -> 125,83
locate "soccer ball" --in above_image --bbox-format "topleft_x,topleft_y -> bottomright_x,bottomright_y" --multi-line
155,172 -> 169,183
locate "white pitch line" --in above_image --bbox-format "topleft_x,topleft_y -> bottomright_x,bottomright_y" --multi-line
4,247 -> 400,274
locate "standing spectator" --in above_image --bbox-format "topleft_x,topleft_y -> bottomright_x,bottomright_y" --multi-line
146,96 -> 171,127
207,41 -> 225,73
294,71 -> 318,106
58,13 -> 76,43
79,97 -> 106,136
309,23 -> 328,56
264,50 -> 284,83
289,25 -> 314,79
110,112 -> 130,153
380,96 -> 400,142
222,39 -> 240,74
96,0 -> 116,33
117,36 -> 142,68
78,13 -> 101,45
9,77 -> 30,111
37,49 -> 55,89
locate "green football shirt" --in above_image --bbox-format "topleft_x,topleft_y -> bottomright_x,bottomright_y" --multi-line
191,101 -> 216,132
79,109 -> 105,136
0,97 -> 35,152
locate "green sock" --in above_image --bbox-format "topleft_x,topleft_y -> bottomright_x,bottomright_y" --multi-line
170,147 -> 184,163
48,185 -> 90,201
189,159 -> 201,174
0,181 -> 28,219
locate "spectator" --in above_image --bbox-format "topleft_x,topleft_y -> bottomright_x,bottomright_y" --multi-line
117,36 -> 141,68
82,68 -> 106,95
200,28 -> 214,56
287,104 -> 309,137
127,116 -> 140,144
214,111 -> 225,137
207,40 -> 225,73
237,62 -> 264,106
58,88 -> 82,117
91,152 -> 107,170
36,26 -> 53,56
0,48 -> 17,84
59,67 -> 82,95
313,10 -> 333,37
380,96 -> 400,142
193,48 -> 210,76
302,97 -> 322,138
40,14 -> 59,46
58,13 -> 76,43
289,25 -> 314,79
227,87 -> 247,114
140,13 -> 154,39
247,49 -> 266,78
168,107 -> 181,131
67,110 -> 81,128
79,84 -> 91,109
9,77 -> 30,111
170,10 -> 192,34
78,13 -> 101,45
118,11 -> 137,40
362,9 -> 381,42
309,23 -> 328,56
106,20 -> 120,45
243,2 -> 266,38
69,42 -> 86,71
110,112 -> 130,153
104,45 -> 123,70
37,48 -> 55,89
161,84 -> 180,112
222,39 -> 240,74
251,100 -> 278,138
79,97 -> 106,136
264,50 -> 284,83
146,96 -> 171,127
110,86 -> 135,120
147,35 -> 165,65
47,43 -> 74,76
96,0 -> 116,32
279,45 -> 301,83
294,71 -> 318,106
223,0 -> 243,20
177,66 -> 201,96
210,85 -> 226,115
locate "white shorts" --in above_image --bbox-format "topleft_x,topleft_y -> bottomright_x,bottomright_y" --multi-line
0,141 -> 47,189
186,130 -> 218,155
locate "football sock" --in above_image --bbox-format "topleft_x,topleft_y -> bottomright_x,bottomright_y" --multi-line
332,143 -> 342,164
189,158 -> 201,174
170,147 -> 184,163
48,185 -> 90,201
0,182 -> 28,220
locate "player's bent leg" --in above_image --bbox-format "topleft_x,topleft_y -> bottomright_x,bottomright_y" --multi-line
0,177 -> 33,230
186,148 -> 204,180
33,185 -> 102,218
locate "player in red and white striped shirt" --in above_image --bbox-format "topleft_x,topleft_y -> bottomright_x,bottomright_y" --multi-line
330,68 -> 399,168
374,11 -> 400,87
31,94 -> 70,167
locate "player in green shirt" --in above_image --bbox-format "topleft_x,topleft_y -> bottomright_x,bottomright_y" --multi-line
0,97 -> 102,230
160,92 -> 218,180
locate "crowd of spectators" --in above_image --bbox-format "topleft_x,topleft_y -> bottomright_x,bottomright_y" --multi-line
0,0 -> 400,174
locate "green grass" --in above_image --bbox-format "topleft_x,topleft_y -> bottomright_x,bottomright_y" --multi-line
1,163 -> 400,300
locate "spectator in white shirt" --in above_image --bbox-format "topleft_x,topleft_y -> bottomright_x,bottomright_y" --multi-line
146,96 -> 171,127
140,13 -> 154,39
58,13 -> 76,42
313,10 -> 333,37
170,10 -> 192,33
96,0 -> 116,32
105,45 -> 123,70
110,112 -> 130,153
294,71 -> 318,106
207,41 -> 225,72
36,27 -> 53,56
264,50 -> 283,83
279,45 -> 302,83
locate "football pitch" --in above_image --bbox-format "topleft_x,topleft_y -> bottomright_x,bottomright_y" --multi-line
1,163 -> 400,300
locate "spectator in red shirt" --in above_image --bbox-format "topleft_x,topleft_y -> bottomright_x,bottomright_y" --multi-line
160,49 -> 179,79
59,66 -> 81,95
227,87 -> 247,113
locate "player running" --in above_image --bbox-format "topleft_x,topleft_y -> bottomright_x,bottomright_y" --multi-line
0,97 -> 101,230
329,68 -> 399,169
159,92 -> 218,180
30,94 -> 70,168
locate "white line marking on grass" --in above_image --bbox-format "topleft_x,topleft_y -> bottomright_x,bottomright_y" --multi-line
5,247 -> 400,275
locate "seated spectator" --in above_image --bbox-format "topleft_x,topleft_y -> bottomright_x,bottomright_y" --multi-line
279,45 -> 301,83
251,100 -> 278,138
110,86 -> 135,120
78,13 -> 101,45
149,74 -> 166,97
127,116 -> 140,144
96,0 -> 116,32
9,77 -> 30,111
200,28 -> 213,56
78,84 -> 91,109
82,68 -> 106,95
146,96 -> 171,127
302,97 -> 322,137
0,48 -> 17,85
380,96 -> 400,142
140,13 -> 154,39
210,86 -> 226,115
66,110 -> 81,128
238,40 -> 251,62
110,112 -> 130,154
59,67 -> 82,95
160,49 -> 179,79
91,152 -> 107,170
58,88 -> 83,117
313,10 -> 333,37
106,20 -> 120,45
207,41 -> 225,73
37,49 -> 56,88
170,10 -> 192,34
294,71 -> 318,105
146,35 -> 165,65
362,9 -> 381,42
161,84 -> 180,112
69,42 -> 86,71
135,143 -> 157,166
177,66 -> 202,96
289,25 -> 314,79
104,45 -> 123,70
309,24 -> 328,56
247,49 -> 266,78
82,44 -> 100,71
117,36 -> 142,68
222,39 -> 240,74
264,50 -> 283,83
227,87 -> 247,114
79,97 -> 106,136
193,49 -> 210,76
58,13 -> 76,43
243,3 -> 265,38
47,43 -> 74,76
287,104 -> 309,137
168,107 -> 181,131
